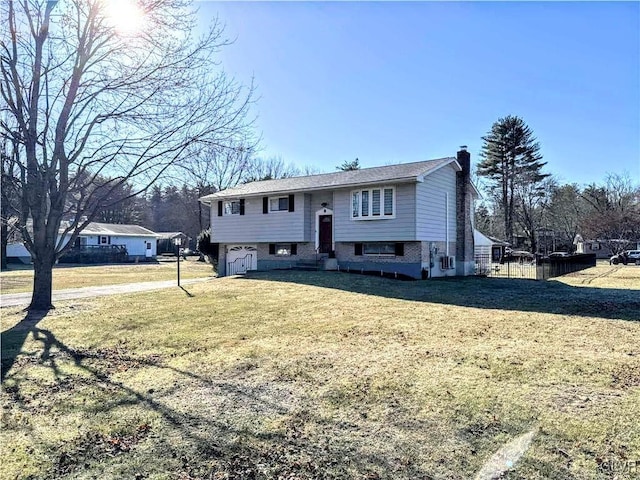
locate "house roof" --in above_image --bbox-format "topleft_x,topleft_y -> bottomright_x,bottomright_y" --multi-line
155,231 -> 187,240
200,157 -> 462,203
74,222 -> 158,237
474,229 -> 509,247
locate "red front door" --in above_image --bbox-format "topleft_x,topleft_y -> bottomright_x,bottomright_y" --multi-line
319,215 -> 332,253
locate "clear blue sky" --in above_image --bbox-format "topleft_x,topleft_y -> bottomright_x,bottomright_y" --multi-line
198,1 -> 639,187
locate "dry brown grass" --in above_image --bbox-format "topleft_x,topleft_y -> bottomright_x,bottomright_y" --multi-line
0,258 -> 214,294
1,264 -> 639,479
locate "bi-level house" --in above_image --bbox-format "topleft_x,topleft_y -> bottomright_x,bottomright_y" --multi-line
199,148 -> 478,279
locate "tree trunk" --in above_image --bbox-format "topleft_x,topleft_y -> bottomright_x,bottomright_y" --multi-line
1,221 -> 7,271
29,256 -> 55,311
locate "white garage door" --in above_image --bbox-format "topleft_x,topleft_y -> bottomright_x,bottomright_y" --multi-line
226,245 -> 257,275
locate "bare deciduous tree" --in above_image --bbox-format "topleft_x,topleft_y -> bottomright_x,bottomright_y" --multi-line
1,0 -> 254,309
243,156 -> 301,182
581,173 -> 640,254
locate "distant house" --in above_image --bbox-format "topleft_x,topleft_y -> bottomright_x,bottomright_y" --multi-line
581,238 -> 640,259
6,222 -> 159,264
474,230 -> 508,263
156,232 -> 189,255
199,148 -> 479,279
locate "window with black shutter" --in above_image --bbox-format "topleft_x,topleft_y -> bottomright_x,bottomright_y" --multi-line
268,196 -> 291,212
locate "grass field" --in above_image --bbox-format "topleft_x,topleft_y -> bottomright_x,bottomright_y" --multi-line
1,265 -> 639,479
0,258 -> 215,294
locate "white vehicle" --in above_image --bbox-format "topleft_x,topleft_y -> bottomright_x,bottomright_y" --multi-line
609,250 -> 640,265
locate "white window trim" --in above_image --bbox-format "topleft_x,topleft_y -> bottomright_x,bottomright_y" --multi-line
223,200 -> 241,216
99,236 -> 109,244
269,196 -> 290,213
351,186 -> 396,220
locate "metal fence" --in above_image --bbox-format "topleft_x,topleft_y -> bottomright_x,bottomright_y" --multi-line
475,253 -> 597,280
227,254 -> 253,276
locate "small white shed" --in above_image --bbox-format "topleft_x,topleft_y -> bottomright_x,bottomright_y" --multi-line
474,229 -> 508,262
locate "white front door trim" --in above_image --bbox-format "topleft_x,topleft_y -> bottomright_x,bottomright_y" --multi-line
315,207 -> 334,252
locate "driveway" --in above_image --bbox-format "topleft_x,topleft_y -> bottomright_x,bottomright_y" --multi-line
0,277 -> 214,308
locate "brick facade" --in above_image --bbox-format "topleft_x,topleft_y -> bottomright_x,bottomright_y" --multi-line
335,241 -> 421,264
455,147 -> 475,275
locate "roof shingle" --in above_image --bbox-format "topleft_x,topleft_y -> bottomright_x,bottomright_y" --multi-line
200,157 -> 457,202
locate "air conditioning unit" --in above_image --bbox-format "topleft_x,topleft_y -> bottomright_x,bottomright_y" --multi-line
440,255 -> 456,270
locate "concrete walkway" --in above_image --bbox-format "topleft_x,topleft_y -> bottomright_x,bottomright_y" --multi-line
0,277 -> 214,308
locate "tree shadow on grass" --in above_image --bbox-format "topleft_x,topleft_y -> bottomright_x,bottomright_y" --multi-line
238,270 -> 640,322
1,310 -> 48,382
1,322 -> 439,479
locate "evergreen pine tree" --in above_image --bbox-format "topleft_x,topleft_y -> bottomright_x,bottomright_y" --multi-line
477,115 -> 548,246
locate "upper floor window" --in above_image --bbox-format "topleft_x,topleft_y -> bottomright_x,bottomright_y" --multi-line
270,196 -> 289,212
351,187 -> 395,220
224,200 -> 241,215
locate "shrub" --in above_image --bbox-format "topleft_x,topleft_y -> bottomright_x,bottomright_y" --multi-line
197,229 -> 219,272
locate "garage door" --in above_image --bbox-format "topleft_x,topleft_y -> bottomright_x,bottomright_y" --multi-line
226,245 -> 257,275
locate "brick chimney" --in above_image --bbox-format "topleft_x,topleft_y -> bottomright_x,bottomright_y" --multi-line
455,146 -> 475,275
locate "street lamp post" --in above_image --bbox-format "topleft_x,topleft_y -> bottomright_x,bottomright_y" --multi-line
173,237 -> 182,287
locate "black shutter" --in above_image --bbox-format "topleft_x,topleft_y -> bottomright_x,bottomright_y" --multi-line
291,244 -> 297,255
288,194 -> 295,212
269,243 -> 276,255
395,243 -> 404,256
217,201 -> 223,216
107,236 -> 111,245
263,197 -> 269,214
239,198 -> 245,215
354,243 -> 363,256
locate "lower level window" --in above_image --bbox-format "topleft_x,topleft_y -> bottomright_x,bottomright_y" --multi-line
269,243 -> 298,256
363,242 -> 395,255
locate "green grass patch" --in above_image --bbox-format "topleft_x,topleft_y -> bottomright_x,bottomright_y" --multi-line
1,265 -> 639,479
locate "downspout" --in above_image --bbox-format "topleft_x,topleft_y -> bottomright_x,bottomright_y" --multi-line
445,192 -> 449,257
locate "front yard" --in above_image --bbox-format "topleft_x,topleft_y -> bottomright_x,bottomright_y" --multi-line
0,258 -> 214,294
1,266 -> 639,479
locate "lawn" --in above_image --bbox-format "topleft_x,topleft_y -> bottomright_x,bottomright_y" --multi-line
0,258 -> 215,294
1,265 -> 639,479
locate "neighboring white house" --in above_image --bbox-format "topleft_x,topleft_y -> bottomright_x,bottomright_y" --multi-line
200,148 -> 479,279
6,243 -> 31,264
474,229 -> 509,262
70,222 -> 158,260
6,222 -> 159,264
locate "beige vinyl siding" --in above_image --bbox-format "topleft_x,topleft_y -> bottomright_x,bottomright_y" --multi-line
211,193 -> 306,243
415,164 -> 457,241
333,182 -> 417,242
